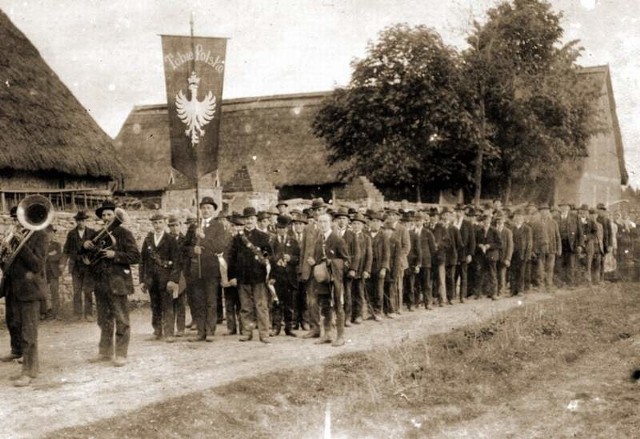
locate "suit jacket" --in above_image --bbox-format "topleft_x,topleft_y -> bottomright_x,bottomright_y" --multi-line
355,231 -> 373,276
498,227 -> 514,265
369,230 -> 390,274
445,225 -> 463,266
337,228 -> 361,274
418,227 -> 436,268
62,226 -> 97,275
529,219 -> 549,256
228,228 -> 273,285
46,239 -> 62,280
93,225 -> 140,295
557,213 -> 582,252
390,222 -> 411,270
387,233 -> 404,279
432,223 -> 449,265
475,226 -> 502,261
2,230 -> 48,301
140,232 -> 181,287
597,214 -> 612,250
271,232 -> 300,288
511,224 -> 533,261
311,231 -> 349,294
544,217 -> 562,256
184,218 -> 230,279
300,223 -> 321,281
407,229 -> 421,269
459,219 -> 476,261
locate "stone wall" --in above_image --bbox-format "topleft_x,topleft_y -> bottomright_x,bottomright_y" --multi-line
0,208 -> 201,319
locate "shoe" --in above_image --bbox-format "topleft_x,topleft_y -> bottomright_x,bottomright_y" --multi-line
425,305 -> 433,310
384,314 -> 394,319
372,315 -> 382,322
314,336 -> 332,345
332,337 -> 345,347
285,330 -> 297,337
302,331 -> 320,339
0,353 -> 21,363
205,336 -> 215,343
85,315 -> 95,323
460,298 -> 465,303
274,326 -> 282,336
13,375 -> 32,387
239,335 -> 253,342
175,331 -> 185,337
224,331 -> 237,336
447,300 -> 453,305
259,337 -> 272,344
354,317 -> 363,324
293,322 -> 300,330
165,336 -> 176,343
186,321 -> 193,329
88,355 -> 111,363
344,321 -> 351,327
188,336 -> 206,342
490,296 -> 498,301
113,356 -> 127,367
300,322 -> 308,331
145,335 -> 161,341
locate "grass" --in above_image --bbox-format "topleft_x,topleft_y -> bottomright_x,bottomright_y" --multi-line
49,283 -> 640,439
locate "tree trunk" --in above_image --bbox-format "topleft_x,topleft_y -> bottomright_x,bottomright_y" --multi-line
473,97 -> 486,207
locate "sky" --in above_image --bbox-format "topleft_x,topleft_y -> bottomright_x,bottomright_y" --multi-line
1,0 -> 638,186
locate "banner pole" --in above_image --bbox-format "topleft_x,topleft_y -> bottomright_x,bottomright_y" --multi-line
190,12 -> 203,279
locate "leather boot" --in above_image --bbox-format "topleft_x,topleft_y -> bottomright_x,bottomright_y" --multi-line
332,312 -> 345,347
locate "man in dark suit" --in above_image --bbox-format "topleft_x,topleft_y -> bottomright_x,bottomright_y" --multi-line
385,209 -> 410,313
596,203 -> 613,280
443,208 -> 463,304
184,197 -> 230,342
270,215 -> 300,336
167,214 -> 188,337
1,213 -> 49,387
495,214 -> 513,296
43,225 -> 62,320
299,199 -> 325,338
62,210 -> 97,321
510,209 -> 532,296
228,207 -> 273,343
85,200 -> 140,367
140,212 -> 181,342
366,211 -> 389,320
556,203 -> 582,288
306,212 -> 349,346
475,214 -> 502,299
418,213 -> 436,309
454,205 -> 476,302
1,207 -> 23,364
333,207 -> 360,327
540,205 -> 561,292
290,213 -> 308,330
351,213 -> 372,323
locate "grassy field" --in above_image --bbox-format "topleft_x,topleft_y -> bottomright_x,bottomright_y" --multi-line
49,283 -> 640,439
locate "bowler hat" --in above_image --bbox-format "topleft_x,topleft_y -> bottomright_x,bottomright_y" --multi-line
352,213 -> 367,224
150,212 -> 166,222
167,215 -> 180,226
333,207 -> 350,219
311,198 -> 325,209
95,200 -> 117,219
596,203 -> 607,211
257,211 -> 271,221
588,208 -> 597,214
538,203 -> 550,211
369,211 -> 384,222
428,207 -> 439,217
291,213 -> 308,224
413,212 -> 426,222
229,214 -> 246,226
276,201 -> 288,208
276,215 -> 291,228
578,204 -> 590,211
74,210 -> 89,221
199,196 -> 218,210
243,207 -> 258,218
440,206 -> 452,215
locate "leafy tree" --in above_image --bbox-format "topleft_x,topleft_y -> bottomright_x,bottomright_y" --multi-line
463,0 -> 602,203
312,24 -> 477,194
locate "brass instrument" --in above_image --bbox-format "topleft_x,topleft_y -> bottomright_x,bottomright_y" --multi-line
82,207 -> 129,265
0,195 -> 55,291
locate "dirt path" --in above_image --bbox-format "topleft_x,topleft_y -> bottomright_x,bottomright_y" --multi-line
0,291 -> 555,439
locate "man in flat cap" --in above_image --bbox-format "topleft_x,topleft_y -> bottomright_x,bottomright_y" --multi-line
140,212 -> 181,342
167,214 -> 188,337
183,196 -> 230,342
62,210 -> 97,321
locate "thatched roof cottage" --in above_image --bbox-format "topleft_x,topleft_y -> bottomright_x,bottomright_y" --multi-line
0,10 -> 125,211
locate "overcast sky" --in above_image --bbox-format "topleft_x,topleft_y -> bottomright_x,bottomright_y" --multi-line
1,0 -> 638,187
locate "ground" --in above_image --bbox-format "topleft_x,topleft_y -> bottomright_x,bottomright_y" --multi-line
0,286 -> 638,438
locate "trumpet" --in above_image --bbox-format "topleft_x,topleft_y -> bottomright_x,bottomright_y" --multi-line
1,195 -> 55,291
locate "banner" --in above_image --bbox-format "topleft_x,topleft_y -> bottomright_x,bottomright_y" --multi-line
161,35 -> 227,180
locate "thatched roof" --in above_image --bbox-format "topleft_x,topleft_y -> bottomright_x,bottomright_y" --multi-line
577,65 -> 628,185
114,92 -> 346,192
0,10 -> 125,181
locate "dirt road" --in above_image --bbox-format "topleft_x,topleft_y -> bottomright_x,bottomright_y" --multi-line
0,291 -> 555,439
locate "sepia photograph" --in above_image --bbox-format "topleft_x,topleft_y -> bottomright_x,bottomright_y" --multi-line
0,0 -> 639,437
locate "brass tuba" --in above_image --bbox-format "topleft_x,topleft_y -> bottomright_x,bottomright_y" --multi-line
0,195 -> 55,291
81,207 -> 129,265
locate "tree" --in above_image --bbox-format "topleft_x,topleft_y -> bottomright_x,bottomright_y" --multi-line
312,24 -> 477,195
463,0 -> 602,204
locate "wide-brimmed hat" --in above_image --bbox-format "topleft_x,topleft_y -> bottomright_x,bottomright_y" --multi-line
352,213 -> 367,224
74,210 -> 89,220
167,215 -> 180,226
311,198 -> 325,209
229,214 -> 246,226
368,211 -> 384,222
333,207 -> 350,219
257,211 -> 271,221
199,196 -> 218,210
150,212 -> 166,222
578,204 -> 590,211
291,213 -> 308,224
243,207 -> 258,218
596,203 -> 607,211
95,200 -> 117,218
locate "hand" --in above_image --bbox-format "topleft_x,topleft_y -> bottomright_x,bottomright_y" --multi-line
48,250 -> 57,256
194,245 -> 202,255
283,254 -> 291,262
306,257 -> 316,266
504,260 -> 511,268
101,249 -> 115,259
379,268 -> 387,278
166,281 -> 179,299
83,240 -> 95,250
140,283 -> 148,293
413,266 -> 420,274
362,271 -> 370,280
197,229 -> 205,239
228,278 -> 238,287
466,255 -> 472,264
347,269 -> 356,279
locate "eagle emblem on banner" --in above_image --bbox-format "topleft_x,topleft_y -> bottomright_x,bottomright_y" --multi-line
175,71 -> 217,145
